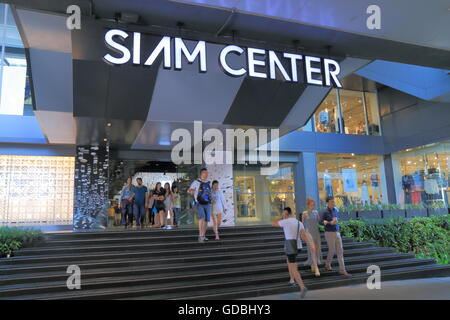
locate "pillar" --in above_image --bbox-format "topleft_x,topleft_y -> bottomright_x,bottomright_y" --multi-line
294,152 -> 319,213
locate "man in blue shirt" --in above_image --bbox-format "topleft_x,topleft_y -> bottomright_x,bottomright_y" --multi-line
320,196 -> 351,276
133,177 -> 148,228
119,177 -> 135,228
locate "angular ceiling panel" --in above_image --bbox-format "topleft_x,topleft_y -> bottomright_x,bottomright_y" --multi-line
15,8 -> 71,53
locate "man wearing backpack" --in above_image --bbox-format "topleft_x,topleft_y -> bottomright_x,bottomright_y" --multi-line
189,168 -> 212,243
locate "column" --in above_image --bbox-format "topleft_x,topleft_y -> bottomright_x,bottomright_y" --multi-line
294,152 -> 319,213
383,154 -> 397,204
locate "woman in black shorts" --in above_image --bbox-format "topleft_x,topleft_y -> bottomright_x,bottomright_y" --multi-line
151,182 -> 166,228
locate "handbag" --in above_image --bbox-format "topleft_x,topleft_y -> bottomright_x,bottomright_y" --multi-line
284,220 -> 300,255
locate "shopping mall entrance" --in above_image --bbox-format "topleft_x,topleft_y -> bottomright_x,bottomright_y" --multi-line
108,160 -> 200,229
107,159 -> 298,229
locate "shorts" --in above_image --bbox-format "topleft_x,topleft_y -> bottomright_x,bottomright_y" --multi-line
212,204 -> 223,215
196,203 -> 211,222
286,254 -> 297,263
286,249 -> 302,263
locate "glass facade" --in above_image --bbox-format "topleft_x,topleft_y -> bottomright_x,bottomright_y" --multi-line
310,89 -> 380,136
0,155 -> 75,226
316,153 -> 386,208
233,163 -> 296,225
392,141 -> 450,208
0,4 -> 32,116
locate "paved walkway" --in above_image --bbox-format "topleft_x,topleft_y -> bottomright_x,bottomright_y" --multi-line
243,277 -> 450,300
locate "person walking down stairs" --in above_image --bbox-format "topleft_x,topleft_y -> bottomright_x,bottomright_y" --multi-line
302,197 -> 323,269
272,207 -> 321,299
189,168 -> 212,243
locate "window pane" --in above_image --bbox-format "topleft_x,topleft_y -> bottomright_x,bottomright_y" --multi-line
365,92 -> 381,136
314,89 -> 340,133
339,90 -> 367,135
393,142 -> 450,207
233,163 -> 296,225
0,4 -> 5,25
317,153 -> 385,208
6,5 -> 15,26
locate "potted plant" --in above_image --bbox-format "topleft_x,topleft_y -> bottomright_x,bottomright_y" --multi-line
382,203 -> 405,219
427,202 -> 448,216
405,202 -> 427,218
357,203 -> 382,219
337,204 -> 358,221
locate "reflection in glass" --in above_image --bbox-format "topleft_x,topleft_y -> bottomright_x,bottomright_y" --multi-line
339,90 -> 366,135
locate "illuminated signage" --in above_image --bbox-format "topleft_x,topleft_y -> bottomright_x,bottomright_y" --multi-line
103,29 -> 342,87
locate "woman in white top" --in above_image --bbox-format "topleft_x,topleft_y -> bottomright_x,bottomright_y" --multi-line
211,180 -> 226,240
163,182 -> 173,229
272,207 -> 320,299
302,197 -> 323,269
171,185 -> 181,227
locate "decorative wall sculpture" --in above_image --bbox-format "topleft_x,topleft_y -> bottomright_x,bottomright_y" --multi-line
0,155 -> 74,226
73,145 -> 109,230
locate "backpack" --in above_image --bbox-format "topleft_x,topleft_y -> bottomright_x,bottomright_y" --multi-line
196,180 -> 211,205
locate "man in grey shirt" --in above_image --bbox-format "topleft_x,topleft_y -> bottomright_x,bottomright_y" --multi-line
119,177 -> 135,228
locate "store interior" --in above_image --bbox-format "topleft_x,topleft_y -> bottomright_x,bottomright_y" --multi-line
316,153 -> 384,208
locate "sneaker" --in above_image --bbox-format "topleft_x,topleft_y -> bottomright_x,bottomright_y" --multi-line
203,236 -> 208,241
300,287 -> 308,299
198,236 -> 204,243
288,282 -> 297,287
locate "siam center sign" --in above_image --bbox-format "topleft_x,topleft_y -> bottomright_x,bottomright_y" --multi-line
103,29 -> 342,87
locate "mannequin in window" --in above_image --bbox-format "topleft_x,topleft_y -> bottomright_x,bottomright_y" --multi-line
324,169 -> 333,197
402,174 -> 413,204
411,170 -> 424,203
318,108 -> 330,132
370,169 -> 380,203
424,171 -> 440,202
360,180 -> 369,205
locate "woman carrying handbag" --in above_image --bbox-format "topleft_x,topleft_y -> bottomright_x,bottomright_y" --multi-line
272,207 -> 320,299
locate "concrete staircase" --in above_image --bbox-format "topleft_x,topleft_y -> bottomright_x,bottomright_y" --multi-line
1,226 -> 449,299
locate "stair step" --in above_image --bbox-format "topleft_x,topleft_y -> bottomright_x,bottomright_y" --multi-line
43,226 -> 279,240
40,229 -> 288,247
12,235 -> 355,257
